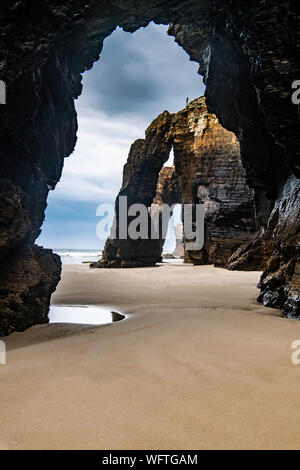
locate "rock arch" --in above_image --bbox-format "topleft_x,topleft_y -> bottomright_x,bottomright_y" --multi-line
96,97 -> 257,268
0,1 -> 299,334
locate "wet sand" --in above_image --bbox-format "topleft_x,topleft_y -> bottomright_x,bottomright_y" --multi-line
1,263 -> 300,449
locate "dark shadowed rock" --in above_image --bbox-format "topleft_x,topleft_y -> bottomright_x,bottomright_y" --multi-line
173,224 -> 184,259
172,98 -> 257,267
0,245 -> 61,337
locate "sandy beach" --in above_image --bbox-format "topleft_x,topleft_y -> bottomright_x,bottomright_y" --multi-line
1,263 -> 300,450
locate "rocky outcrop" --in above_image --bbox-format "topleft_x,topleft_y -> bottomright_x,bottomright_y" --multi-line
98,97 -> 257,268
172,98 -> 257,266
0,40 -> 76,335
226,228 -> 272,271
0,245 -> 61,336
0,1 -> 299,332
167,3 -> 300,315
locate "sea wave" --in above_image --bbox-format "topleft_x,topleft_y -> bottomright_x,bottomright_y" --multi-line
53,249 -> 101,264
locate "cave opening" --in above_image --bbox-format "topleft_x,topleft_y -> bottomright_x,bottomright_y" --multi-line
37,22 -> 204,265
0,2 -> 298,337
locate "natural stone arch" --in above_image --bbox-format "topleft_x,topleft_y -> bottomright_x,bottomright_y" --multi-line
96,97 -> 257,269
0,1 -> 299,335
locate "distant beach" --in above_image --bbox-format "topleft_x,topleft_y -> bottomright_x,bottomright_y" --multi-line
53,249 -> 182,265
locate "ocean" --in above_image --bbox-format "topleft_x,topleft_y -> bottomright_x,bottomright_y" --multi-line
53,249 -> 101,264
53,249 -> 183,265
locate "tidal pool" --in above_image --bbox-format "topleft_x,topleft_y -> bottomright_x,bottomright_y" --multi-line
49,305 -> 125,325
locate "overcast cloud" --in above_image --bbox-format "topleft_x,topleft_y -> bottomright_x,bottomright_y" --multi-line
38,22 -> 205,249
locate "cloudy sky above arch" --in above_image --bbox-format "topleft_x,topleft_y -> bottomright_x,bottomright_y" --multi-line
38,22 -> 205,249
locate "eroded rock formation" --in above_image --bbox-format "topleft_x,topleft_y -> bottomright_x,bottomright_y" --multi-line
98,97 -> 257,268
0,1 -> 299,334
172,98 -> 257,267
257,175 -> 300,316
94,111 -> 173,268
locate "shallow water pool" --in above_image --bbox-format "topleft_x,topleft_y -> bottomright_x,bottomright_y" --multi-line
49,306 -> 125,325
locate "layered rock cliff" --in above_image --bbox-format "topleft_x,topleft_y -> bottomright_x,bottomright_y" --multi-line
0,1 -> 299,334
98,97 -> 257,268
172,98 -> 257,266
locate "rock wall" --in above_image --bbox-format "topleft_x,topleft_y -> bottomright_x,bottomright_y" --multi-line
0,47 -> 75,335
0,245 -> 61,336
0,1 -> 299,333
167,2 -> 300,315
172,98 -> 257,266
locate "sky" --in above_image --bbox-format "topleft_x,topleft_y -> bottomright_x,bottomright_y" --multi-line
37,22 -> 205,250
